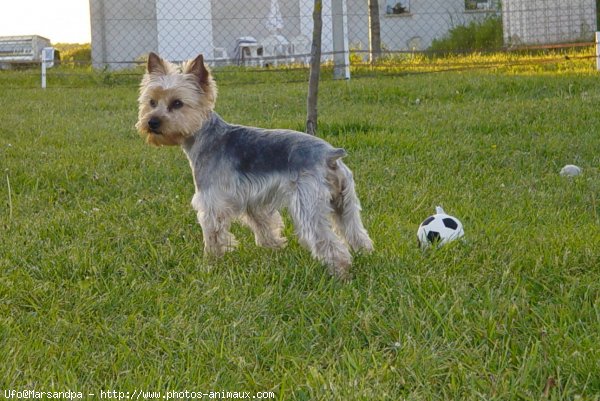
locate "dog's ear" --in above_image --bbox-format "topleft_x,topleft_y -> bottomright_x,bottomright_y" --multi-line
147,52 -> 168,75
184,54 -> 211,89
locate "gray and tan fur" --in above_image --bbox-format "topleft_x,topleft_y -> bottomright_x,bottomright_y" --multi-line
136,52 -> 373,279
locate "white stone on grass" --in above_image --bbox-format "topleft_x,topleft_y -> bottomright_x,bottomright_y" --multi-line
560,165 -> 582,177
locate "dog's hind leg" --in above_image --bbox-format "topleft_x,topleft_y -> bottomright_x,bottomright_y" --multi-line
241,208 -> 287,249
289,175 -> 352,279
327,159 -> 374,254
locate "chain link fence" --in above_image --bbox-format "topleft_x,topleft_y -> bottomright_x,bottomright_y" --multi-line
0,0 -> 598,87
87,0 -> 597,66
89,0 -> 318,69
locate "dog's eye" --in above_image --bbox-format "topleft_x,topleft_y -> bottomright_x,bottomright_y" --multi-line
170,99 -> 184,110
150,99 -> 157,107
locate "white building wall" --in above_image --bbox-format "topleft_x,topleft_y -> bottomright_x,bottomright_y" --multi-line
503,0 -> 596,45
156,0 -> 213,61
346,0 -> 496,52
299,0 -> 334,55
91,0 -> 542,69
89,0 -> 158,69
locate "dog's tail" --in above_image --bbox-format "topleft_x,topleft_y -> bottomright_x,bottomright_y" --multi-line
326,148 -> 347,169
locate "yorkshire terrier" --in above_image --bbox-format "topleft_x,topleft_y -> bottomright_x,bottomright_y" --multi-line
135,52 -> 373,279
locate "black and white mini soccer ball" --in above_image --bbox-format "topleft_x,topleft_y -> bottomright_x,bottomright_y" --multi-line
417,206 -> 464,249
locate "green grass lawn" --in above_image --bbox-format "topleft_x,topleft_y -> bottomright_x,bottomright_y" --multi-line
1,62 -> 599,400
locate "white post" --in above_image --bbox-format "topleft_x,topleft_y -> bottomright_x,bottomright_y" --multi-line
41,47 -> 54,89
331,0 -> 350,80
41,59 -> 47,89
596,32 -> 600,71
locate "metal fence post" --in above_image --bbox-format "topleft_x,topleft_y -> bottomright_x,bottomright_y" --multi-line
331,0 -> 350,80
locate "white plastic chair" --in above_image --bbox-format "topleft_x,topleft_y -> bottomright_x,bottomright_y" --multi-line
261,34 -> 291,66
234,36 -> 263,66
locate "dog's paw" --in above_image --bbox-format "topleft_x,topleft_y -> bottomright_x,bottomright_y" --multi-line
257,236 -> 288,250
352,235 -> 374,254
223,234 -> 239,253
328,261 -> 352,282
204,234 -> 238,256
324,250 -> 353,282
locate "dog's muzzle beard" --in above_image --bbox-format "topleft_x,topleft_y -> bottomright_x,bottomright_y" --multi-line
141,118 -> 186,146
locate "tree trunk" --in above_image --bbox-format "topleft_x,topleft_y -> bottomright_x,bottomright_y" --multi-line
368,0 -> 381,64
306,0 -> 322,136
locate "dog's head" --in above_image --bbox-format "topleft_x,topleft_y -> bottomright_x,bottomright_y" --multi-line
135,52 -> 217,146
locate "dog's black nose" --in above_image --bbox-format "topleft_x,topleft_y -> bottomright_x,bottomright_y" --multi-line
148,117 -> 161,131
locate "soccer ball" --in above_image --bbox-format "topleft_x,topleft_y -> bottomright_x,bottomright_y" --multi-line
417,206 -> 464,249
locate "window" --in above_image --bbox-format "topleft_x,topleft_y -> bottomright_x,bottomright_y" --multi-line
465,0 -> 497,11
386,0 -> 410,15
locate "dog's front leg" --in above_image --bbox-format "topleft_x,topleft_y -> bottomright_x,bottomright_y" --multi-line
197,210 -> 238,256
192,194 -> 238,256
